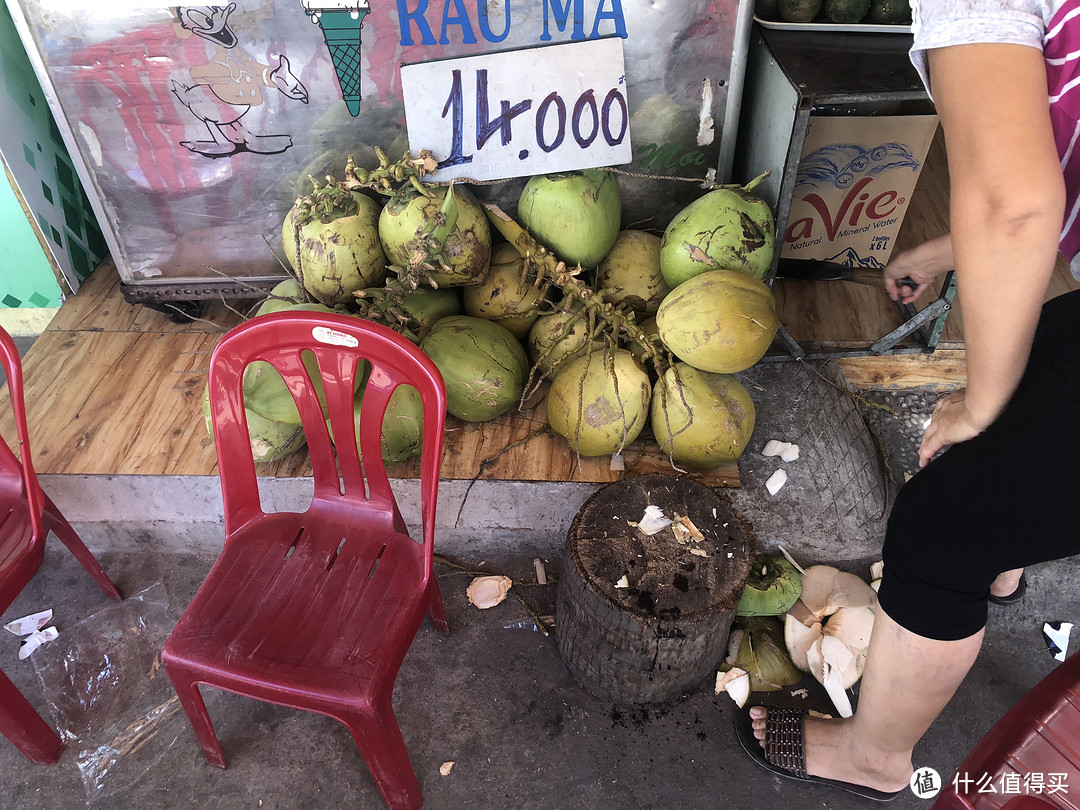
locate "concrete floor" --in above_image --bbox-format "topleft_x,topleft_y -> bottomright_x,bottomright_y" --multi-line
2,359 -> 1079,809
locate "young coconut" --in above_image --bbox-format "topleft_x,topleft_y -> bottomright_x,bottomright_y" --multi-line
546,348 -> 652,457
420,315 -> 529,422
735,553 -> 803,616
660,179 -> 775,286
655,269 -> 779,374
652,363 -> 756,469
597,230 -> 671,315
463,243 -> 548,339
379,183 -> 491,287
527,301 -> 606,378
517,169 -> 621,268
281,186 -> 387,307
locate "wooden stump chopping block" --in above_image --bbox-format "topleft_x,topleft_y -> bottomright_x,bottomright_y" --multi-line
556,473 -> 754,705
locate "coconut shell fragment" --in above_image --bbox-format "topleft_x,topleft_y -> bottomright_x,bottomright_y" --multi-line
467,575 -> 512,609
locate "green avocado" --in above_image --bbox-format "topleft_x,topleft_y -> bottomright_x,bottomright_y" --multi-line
867,0 -> 912,24
824,0 -> 870,23
778,0 -> 822,23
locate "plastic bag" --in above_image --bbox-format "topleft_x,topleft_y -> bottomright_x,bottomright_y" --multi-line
31,582 -> 182,803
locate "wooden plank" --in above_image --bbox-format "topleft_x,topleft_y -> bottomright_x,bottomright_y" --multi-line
838,350 -> 967,391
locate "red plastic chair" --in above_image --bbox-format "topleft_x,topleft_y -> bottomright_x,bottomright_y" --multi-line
0,326 -> 121,764
933,652 -> 1080,809
162,311 -> 449,810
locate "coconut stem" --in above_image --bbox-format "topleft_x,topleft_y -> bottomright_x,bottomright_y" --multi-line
482,203 -> 676,378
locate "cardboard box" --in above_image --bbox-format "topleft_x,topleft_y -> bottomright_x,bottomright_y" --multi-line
780,114 -> 938,268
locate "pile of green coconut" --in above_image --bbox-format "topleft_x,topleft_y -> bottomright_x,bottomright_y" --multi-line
203,149 -> 782,468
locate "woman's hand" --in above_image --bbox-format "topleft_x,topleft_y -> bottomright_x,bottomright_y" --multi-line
884,234 -> 954,304
919,389 -> 988,467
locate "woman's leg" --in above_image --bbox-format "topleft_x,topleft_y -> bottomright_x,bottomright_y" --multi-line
751,610 -> 983,792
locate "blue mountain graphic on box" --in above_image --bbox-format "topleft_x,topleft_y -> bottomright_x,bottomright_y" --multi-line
826,247 -> 885,270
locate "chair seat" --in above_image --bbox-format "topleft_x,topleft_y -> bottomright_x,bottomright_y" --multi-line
163,513 -> 430,706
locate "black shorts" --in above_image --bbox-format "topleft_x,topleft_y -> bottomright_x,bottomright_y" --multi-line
877,289 -> 1080,641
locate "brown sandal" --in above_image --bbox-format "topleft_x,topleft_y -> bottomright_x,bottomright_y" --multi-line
735,707 -> 903,802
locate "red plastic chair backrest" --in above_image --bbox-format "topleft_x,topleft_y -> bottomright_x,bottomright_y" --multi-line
206,311 -> 446,570
0,326 -> 43,546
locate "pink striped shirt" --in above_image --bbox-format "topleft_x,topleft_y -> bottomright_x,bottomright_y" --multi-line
911,0 -> 1080,277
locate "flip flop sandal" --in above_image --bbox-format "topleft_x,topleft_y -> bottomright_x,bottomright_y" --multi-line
735,707 -> 904,803
988,572 -> 1027,605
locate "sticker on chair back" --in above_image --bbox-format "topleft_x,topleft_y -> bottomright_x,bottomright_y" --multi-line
312,326 -> 359,348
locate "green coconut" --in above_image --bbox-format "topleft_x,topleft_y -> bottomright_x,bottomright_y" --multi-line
597,230 -> 671,315
546,348 -> 652,457
463,243 -> 547,339
651,363 -> 756,468
660,185 -> 775,286
736,554 -> 804,617
201,384 -> 306,464
401,287 -> 461,342
255,278 -> 307,316
420,316 -> 528,422
729,616 -> 803,691
656,269 -> 779,373
330,383 -> 425,464
282,188 -> 387,307
528,300 -> 605,378
379,184 -> 491,286
518,170 -> 621,268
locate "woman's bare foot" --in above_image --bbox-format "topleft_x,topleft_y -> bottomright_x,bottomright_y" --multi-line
749,706 -> 912,794
990,568 -> 1024,599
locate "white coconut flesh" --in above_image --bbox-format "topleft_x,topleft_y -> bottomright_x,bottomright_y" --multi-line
715,667 -> 751,708
783,565 -> 879,717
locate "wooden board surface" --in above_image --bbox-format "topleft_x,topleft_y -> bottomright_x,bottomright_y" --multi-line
0,264 -> 738,485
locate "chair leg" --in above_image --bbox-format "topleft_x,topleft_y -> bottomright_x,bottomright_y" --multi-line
42,493 -> 121,600
163,666 -> 227,769
0,666 -> 63,765
426,579 -> 450,636
344,695 -> 422,810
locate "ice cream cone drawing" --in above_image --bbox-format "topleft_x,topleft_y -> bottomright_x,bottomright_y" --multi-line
171,4 -> 309,157
303,0 -> 371,116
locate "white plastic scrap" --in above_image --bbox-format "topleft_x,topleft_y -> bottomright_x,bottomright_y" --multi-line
1044,622 -> 1073,662
765,469 -> 788,496
4,609 -> 58,660
615,575 -> 630,589
631,505 -> 673,536
609,452 -> 625,471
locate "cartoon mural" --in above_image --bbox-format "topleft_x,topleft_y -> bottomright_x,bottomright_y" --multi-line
170,4 -> 309,157
302,0 -> 369,116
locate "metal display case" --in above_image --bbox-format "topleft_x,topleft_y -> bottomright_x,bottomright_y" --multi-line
6,0 -> 754,304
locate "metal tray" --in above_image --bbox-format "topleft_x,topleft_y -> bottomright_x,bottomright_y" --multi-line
754,14 -> 911,34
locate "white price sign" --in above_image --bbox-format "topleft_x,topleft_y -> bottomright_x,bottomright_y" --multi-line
401,38 -> 632,182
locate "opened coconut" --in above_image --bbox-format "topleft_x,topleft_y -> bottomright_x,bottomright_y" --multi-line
518,169 -> 621,268
597,230 -> 671,315
783,565 -> 878,717
656,269 -> 778,373
660,183 -> 775,286
281,187 -> 386,307
651,363 -> 756,468
735,553 -> 802,616
420,315 -> 528,422
546,348 -> 651,457
379,184 -> 490,286
463,243 -> 547,339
